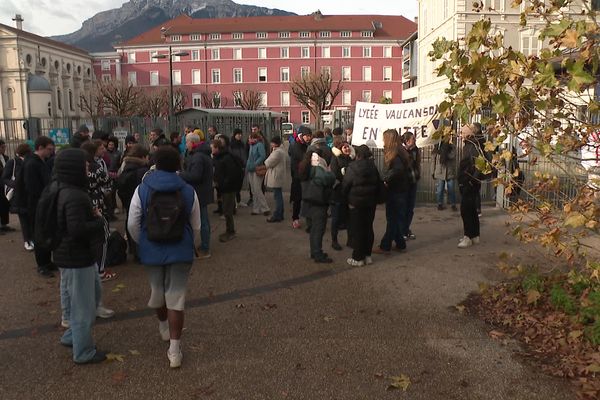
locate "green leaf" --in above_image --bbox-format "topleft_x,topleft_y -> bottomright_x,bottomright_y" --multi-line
491,92 -> 512,115
567,60 -> 595,93
453,103 -> 470,123
534,62 -> 558,88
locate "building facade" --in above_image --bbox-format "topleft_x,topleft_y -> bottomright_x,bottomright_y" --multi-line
0,16 -> 93,121
94,12 -> 416,125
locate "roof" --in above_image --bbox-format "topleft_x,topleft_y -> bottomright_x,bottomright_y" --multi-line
27,73 -> 51,92
177,108 -> 285,118
121,14 -> 417,47
0,22 -> 89,57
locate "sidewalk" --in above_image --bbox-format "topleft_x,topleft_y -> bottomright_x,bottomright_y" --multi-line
0,204 -> 574,399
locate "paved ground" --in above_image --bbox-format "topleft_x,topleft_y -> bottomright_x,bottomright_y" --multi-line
0,197 -> 574,399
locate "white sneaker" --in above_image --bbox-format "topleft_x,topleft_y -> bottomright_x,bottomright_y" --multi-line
61,319 -> 70,328
96,305 -> 115,319
457,236 -> 473,248
167,349 -> 183,368
24,242 -> 34,251
365,256 -> 373,265
159,327 -> 170,342
472,236 -> 480,244
347,258 -> 365,267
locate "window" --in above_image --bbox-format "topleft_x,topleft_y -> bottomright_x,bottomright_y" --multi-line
301,66 -> 310,78
521,33 -> 539,56
101,60 -> 110,70
209,33 -> 221,40
258,48 -> 267,59
171,35 -> 181,42
281,111 -> 290,122
342,46 -> 351,58
383,66 -> 392,81
319,31 -> 331,38
340,31 -> 351,38
212,48 -> 220,60
192,70 -> 201,84
281,91 -> 290,107
212,69 -> 221,83
299,31 -> 310,38
192,94 -> 202,107
26,54 -> 32,66
151,51 -> 158,62
102,74 -> 111,82
259,92 -> 267,107
57,88 -> 62,110
234,48 -> 242,60
233,68 -> 243,83
363,66 -> 372,81
301,111 -> 310,124
342,66 -> 351,81
150,71 -> 159,86
233,32 -> 243,39
279,32 -> 290,38
212,92 -> 221,108
191,50 -> 200,60
362,90 -> 372,102
68,90 -> 74,111
256,32 -> 267,39
363,46 -> 372,58
6,88 -> 14,109
128,52 -> 136,63
384,46 -> 392,58
280,67 -> 290,82
233,91 -> 242,107
172,70 -> 181,85
342,90 -> 351,106
322,47 -> 330,58
280,47 -> 289,58
128,71 -> 137,86
383,90 -> 392,101
302,47 -> 310,58
172,54 -> 181,62
321,66 -> 331,77
258,67 -> 267,82
190,34 -> 200,41
361,31 -> 373,37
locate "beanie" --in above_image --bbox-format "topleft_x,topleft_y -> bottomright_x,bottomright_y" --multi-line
54,148 -> 88,188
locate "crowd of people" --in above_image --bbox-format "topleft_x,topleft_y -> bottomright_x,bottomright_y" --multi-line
0,121 -> 487,367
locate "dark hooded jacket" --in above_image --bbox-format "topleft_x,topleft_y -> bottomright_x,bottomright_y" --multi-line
117,156 -> 149,210
179,143 -> 214,205
213,149 -> 244,193
341,157 -> 381,208
53,149 -> 105,268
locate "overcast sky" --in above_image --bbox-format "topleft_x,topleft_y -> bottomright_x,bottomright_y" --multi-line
0,0 -> 418,37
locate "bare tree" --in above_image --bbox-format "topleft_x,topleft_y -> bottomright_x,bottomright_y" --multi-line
201,91 -> 228,109
290,72 -> 343,129
79,83 -> 104,128
97,80 -> 141,117
172,88 -> 188,113
233,89 -> 263,110
137,88 -> 168,118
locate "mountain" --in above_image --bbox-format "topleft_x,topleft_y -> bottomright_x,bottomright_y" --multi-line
52,0 -> 296,52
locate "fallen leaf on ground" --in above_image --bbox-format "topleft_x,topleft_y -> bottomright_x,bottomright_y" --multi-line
128,350 -> 140,356
235,303 -> 245,309
526,289 -> 541,304
263,303 -> 277,310
455,305 -> 466,314
488,330 -> 505,340
106,353 -> 125,362
323,316 -> 335,322
387,374 -> 411,391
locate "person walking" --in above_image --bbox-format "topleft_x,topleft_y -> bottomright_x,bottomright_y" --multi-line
329,138 -> 354,250
246,132 -> 270,216
289,127 -> 312,229
433,139 -> 458,211
180,132 -> 214,258
342,145 -> 381,267
211,138 -> 244,242
128,146 -> 201,368
375,129 -> 410,254
53,148 -> 109,364
402,131 -> 420,240
458,124 -> 483,248
2,143 -> 33,249
264,136 -> 288,222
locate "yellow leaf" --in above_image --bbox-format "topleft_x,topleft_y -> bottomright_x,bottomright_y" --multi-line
106,353 -> 125,362
455,305 -> 466,314
484,141 -> 497,152
128,350 -> 141,356
586,364 -> 600,373
501,150 -> 513,163
526,289 -> 541,304
387,374 -> 411,391
562,29 -> 579,48
564,213 -> 586,228
111,288 -> 121,293
568,330 -> 583,340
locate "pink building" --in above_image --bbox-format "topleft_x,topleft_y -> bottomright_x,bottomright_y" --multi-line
93,12 -> 416,125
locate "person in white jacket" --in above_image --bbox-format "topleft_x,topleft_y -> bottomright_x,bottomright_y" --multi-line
264,136 -> 289,222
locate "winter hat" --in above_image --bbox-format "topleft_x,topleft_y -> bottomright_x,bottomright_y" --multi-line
193,128 -> 205,141
125,135 -> 136,145
54,148 -> 88,188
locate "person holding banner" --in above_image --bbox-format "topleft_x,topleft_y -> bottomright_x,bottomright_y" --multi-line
374,129 -> 410,254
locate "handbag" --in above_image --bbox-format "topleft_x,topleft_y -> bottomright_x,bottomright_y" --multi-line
4,159 -> 15,201
254,164 -> 267,177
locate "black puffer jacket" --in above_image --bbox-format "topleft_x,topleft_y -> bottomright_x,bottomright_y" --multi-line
342,158 -> 381,208
22,153 -> 51,213
213,150 -> 244,193
383,155 -> 409,193
117,157 -> 148,210
458,138 -> 483,194
180,145 -> 214,205
289,139 -> 308,180
330,149 -> 353,202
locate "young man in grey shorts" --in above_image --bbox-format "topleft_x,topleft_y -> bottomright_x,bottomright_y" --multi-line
128,146 -> 201,368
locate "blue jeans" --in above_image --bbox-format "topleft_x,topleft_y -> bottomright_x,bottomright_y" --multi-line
272,188 -> 284,220
380,191 -> 407,251
60,265 -> 102,363
403,183 -> 418,236
200,204 -> 210,251
436,179 -> 456,206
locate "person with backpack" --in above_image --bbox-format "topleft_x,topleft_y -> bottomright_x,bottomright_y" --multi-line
127,146 -> 201,369
433,139 -> 458,211
179,132 -> 214,259
2,143 -> 33,249
22,136 -> 55,277
402,131 -> 420,240
211,138 -> 244,242
458,124 -> 483,248
52,148 -> 110,364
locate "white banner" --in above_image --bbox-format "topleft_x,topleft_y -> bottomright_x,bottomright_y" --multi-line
351,100 -> 441,148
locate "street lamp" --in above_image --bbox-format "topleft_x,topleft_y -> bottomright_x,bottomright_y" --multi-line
152,46 -> 189,129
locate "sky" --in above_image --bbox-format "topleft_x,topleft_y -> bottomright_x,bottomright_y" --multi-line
0,0 -> 418,37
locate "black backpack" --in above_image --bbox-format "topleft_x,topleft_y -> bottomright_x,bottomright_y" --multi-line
145,190 -> 187,243
34,181 -> 62,251
106,231 -> 128,267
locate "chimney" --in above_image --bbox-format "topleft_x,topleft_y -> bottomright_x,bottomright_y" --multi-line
414,16 -> 418,25
312,10 -> 323,21
12,14 -> 23,30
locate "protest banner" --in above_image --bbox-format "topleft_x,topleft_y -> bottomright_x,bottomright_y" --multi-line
351,100 -> 441,148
